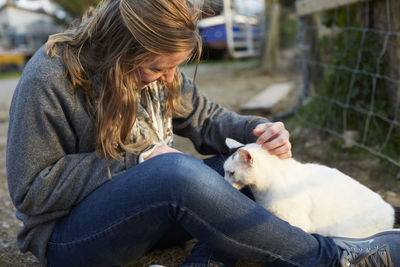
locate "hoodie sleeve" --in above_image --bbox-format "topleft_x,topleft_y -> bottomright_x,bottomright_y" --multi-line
6,48 -> 138,216
173,72 -> 269,155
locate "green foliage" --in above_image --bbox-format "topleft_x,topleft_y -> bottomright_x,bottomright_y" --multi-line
0,70 -> 22,80
280,0 -> 296,8
52,0 -> 101,18
297,4 -> 400,166
279,11 -> 297,48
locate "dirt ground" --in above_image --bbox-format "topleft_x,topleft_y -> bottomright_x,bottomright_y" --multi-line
0,56 -> 399,267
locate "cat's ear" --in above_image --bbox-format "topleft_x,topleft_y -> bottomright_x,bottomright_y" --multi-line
226,138 -> 244,149
238,149 -> 253,165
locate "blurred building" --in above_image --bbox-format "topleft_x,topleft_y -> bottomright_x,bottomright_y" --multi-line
0,0 -> 64,56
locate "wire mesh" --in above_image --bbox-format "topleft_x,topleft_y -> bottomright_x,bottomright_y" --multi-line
294,0 -> 400,167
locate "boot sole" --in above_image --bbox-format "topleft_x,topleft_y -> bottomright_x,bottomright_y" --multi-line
331,229 -> 400,240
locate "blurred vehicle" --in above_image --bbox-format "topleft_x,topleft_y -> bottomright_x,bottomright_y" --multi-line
199,0 -> 265,59
0,49 -> 25,72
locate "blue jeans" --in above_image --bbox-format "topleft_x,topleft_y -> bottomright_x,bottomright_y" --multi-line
46,153 -> 340,267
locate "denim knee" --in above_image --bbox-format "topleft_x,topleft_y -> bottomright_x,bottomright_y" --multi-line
143,153 -> 225,198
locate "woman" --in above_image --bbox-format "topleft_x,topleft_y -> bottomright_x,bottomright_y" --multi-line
6,0 -> 400,266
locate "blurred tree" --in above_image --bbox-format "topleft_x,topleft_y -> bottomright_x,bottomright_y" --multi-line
279,0 -> 295,8
262,0 -> 281,72
52,0 -> 101,18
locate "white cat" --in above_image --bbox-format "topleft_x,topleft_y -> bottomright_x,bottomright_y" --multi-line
223,138 -> 397,238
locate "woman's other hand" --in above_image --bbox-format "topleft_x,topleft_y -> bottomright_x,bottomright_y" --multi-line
253,122 -> 292,159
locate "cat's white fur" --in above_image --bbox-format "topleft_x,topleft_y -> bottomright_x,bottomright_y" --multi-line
223,138 -> 395,238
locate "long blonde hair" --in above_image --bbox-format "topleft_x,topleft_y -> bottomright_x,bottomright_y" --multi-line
46,0 -> 203,160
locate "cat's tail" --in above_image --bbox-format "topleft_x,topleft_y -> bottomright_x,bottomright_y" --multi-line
394,206 -> 400,225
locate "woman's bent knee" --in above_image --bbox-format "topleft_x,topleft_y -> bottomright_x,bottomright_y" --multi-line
149,153 -> 216,183
110,153 -> 229,207
138,153 -> 224,194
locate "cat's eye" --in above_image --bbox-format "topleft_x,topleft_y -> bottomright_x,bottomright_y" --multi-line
228,171 -> 235,177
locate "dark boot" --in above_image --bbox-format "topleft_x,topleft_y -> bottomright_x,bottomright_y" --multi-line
332,229 -> 400,267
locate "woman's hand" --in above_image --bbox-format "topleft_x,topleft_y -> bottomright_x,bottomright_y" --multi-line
144,144 -> 183,160
253,122 -> 292,159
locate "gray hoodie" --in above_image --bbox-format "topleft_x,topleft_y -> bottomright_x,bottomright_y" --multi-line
6,46 -> 268,266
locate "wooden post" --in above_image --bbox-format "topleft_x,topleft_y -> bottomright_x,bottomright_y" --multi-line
296,0 -> 366,17
262,0 -> 281,73
371,0 -> 400,120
